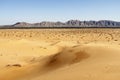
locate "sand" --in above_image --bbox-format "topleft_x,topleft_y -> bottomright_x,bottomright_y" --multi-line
0,29 -> 120,80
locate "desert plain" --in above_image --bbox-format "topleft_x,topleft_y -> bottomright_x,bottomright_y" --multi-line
0,29 -> 120,80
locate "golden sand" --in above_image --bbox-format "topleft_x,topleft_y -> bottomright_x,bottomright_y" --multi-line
0,29 -> 120,80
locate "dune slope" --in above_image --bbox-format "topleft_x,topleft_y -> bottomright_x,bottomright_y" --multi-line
0,29 -> 120,80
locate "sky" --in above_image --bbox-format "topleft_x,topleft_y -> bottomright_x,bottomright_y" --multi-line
0,0 -> 120,25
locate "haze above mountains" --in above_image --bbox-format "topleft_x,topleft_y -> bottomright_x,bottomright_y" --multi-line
1,20 -> 120,28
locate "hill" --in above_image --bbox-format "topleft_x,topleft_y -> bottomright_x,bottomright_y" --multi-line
1,20 -> 120,28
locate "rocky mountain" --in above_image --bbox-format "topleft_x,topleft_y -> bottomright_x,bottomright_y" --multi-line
1,20 -> 120,28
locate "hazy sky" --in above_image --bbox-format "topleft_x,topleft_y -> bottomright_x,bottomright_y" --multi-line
0,0 -> 120,25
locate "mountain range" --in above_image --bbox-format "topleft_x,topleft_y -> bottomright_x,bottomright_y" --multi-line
1,20 -> 120,28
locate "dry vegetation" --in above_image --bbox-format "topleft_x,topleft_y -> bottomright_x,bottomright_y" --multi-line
0,29 -> 119,42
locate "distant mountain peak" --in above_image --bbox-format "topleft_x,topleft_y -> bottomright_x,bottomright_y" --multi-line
5,20 -> 120,28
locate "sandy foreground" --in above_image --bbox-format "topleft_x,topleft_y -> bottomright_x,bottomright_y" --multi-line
0,29 -> 120,80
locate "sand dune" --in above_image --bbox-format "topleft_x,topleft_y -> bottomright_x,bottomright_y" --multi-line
0,29 -> 120,80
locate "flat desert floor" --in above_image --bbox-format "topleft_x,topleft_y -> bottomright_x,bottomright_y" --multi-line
0,29 -> 120,80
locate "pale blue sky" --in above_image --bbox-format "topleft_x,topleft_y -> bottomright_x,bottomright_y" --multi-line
0,0 -> 120,25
